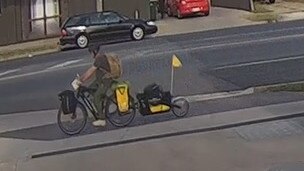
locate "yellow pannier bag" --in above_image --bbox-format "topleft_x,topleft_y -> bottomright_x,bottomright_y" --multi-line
115,83 -> 129,113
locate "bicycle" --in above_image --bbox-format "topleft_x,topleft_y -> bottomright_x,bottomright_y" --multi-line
57,83 -> 189,135
57,84 -> 136,135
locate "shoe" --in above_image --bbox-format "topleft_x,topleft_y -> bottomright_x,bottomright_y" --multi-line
92,119 -> 106,127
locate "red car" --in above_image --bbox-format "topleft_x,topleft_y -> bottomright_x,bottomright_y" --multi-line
166,0 -> 210,19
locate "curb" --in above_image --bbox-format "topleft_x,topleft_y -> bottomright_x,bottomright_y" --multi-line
278,11 -> 304,22
186,80 -> 304,102
185,88 -> 254,102
0,48 -> 59,63
253,81 -> 304,93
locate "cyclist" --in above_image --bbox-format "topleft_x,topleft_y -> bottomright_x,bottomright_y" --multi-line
73,45 -> 117,127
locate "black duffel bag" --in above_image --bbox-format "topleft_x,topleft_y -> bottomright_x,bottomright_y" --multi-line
143,83 -> 163,99
58,90 -> 78,114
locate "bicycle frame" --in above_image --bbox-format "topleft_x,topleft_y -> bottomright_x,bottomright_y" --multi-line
77,91 -> 100,120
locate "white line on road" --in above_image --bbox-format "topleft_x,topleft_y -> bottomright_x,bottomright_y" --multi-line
0,69 -> 21,77
0,63 -> 90,82
47,59 -> 83,70
144,33 -> 304,57
1,33 -> 304,82
213,55 -> 304,70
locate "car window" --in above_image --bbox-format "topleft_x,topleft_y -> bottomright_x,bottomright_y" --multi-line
89,13 -> 107,25
65,15 -> 89,27
120,14 -> 130,20
104,12 -> 123,24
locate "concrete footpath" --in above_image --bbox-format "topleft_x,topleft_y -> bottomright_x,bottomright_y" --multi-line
1,99 -> 304,170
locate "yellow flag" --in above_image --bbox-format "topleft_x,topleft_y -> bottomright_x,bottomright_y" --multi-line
172,54 -> 182,68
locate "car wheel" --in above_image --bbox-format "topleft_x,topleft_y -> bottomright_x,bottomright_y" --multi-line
76,34 -> 89,48
131,27 -> 145,41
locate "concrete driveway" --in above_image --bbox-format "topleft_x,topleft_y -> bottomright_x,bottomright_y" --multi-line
155,7 -> 260,36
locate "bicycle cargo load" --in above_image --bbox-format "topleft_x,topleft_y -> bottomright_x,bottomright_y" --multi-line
137,83 -> 173,115
149,104 -> 170,113
58,90 -> 78,114
106,53 -> 122,79
143,83 -> 163,99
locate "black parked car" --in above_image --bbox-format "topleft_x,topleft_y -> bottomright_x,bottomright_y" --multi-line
59,11 -> 158,48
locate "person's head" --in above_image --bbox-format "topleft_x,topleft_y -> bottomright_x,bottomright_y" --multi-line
88,44 -> 100,58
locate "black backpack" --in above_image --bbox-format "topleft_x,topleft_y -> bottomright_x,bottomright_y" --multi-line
143,83 -> 163,99
58,90 -> 78,114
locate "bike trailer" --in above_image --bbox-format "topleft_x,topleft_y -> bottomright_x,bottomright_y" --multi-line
58,90 -> 78,114
115,83 -> 130,113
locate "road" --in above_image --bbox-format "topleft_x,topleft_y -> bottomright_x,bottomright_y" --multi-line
1,20 -> 304,114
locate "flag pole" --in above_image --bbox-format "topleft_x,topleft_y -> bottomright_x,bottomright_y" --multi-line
170,62 -> 174,95
171,54 -> 182,96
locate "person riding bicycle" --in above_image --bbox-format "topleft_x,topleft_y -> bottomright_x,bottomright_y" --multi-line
74,45 -> 121,127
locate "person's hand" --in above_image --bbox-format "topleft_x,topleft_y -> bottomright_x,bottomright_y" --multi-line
71,77 -> 82,90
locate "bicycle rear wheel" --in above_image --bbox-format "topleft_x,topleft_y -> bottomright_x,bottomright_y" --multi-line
105,95 -> 136,127
57,102 -> 88,135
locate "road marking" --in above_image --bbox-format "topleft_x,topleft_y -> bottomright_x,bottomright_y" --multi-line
184,88 -> 254,103
1,32 -> 304,82
0,69 -> 21,77
213,55 -> 304,70
0,63 -> 90,82
47,59 -> 83,70
145,33 -> 304,57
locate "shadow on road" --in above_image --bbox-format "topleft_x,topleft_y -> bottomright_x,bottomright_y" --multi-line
0,121 -> 112,141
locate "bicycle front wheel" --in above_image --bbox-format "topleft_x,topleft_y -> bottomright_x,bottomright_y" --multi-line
105,95 -> 136,127
57,102 -> 88,135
